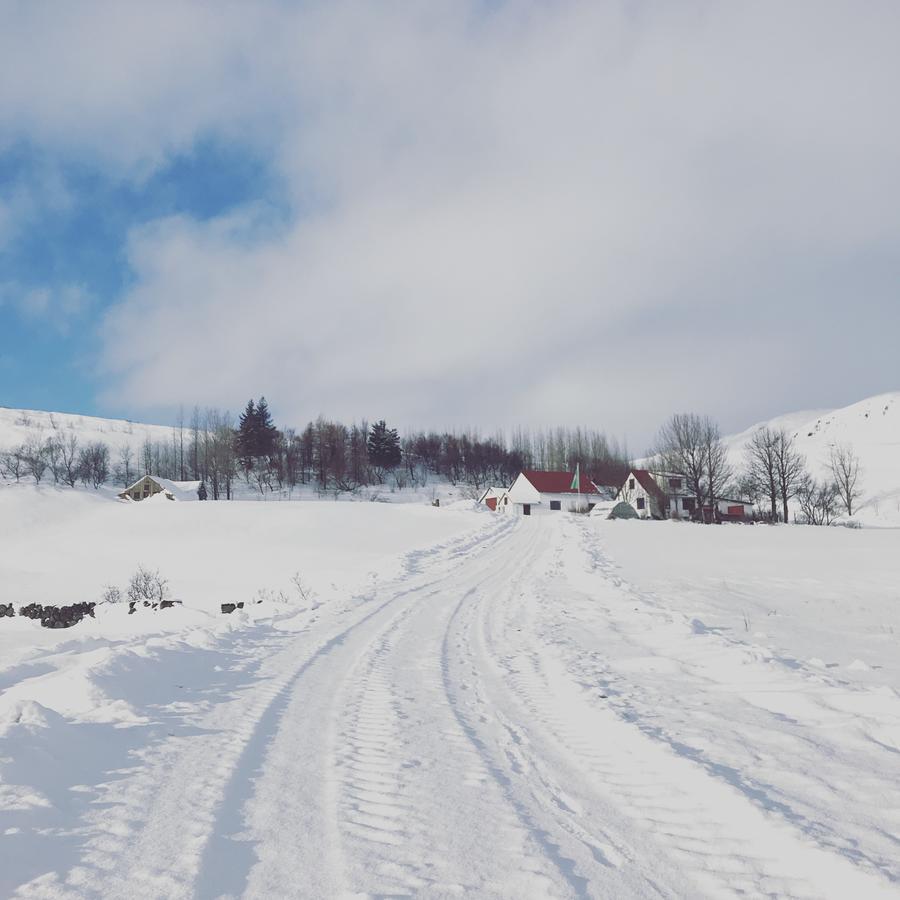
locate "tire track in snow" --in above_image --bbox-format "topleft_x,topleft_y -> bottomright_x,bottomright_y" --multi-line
468,516 -> 899,899
563,516 -> 900,886
210,512 -> 532,898
331,524 -> 563,898
437,518 -> 691,899
14,514 -> 514,900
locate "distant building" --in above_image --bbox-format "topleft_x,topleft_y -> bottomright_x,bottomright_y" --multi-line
118,475 -> 201,502
618,469 -> 697,520
617,469 -> 750,522
477,486 -> 508,511
499,469 -> 617,516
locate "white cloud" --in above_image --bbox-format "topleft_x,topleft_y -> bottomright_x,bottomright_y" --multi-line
1,281 -> 94,334
4,1 -> 900,443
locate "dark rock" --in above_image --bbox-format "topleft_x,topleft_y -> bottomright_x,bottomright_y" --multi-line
39,602 -> 96,629
221,603 -> 237,614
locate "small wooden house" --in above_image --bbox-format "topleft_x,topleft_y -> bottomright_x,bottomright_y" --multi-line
118,475 -> 201,502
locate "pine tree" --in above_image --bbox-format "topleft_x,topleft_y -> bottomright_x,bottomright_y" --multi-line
197,480 -> 208,500
255,396 -> 279,458
367,420 -> 402,476
235,399 -> 258,469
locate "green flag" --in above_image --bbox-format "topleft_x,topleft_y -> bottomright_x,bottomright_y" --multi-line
570,463 -> 580,491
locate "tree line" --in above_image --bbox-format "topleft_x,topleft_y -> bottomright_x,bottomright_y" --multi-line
1,400 -> 862,522
0,399 -> 631,499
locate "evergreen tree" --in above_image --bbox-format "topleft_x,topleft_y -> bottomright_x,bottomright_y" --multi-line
255,396 -> 279,458
367,420 -> 402,476
197,480 -> 208,500
235,399 -> 258,468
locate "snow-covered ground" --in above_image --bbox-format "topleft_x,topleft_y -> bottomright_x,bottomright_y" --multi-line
2,489 -> 899,898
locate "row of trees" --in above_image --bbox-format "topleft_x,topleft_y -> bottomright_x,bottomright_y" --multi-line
651,412 -> 863,524
1,399 -> 630,499
2,400 -> 862,523
1,435 -> 111,489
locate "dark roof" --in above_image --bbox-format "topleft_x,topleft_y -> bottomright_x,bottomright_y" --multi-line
521,470 -> 601,495
629,469 -> 668,504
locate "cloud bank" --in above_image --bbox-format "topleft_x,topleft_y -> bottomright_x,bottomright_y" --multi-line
3,1 -> 900,447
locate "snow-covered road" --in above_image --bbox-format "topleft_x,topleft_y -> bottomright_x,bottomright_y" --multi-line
4,513 -> 900,898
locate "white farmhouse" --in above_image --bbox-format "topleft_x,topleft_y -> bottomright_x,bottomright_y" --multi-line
498,469 -> 616,516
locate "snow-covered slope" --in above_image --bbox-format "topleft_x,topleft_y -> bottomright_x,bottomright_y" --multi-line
0,405 -> 176,454
725,392 -> 900,525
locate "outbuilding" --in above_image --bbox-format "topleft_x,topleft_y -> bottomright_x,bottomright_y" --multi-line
118,475 -> 201,502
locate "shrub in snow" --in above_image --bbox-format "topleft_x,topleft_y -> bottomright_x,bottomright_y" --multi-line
291,572 -> 319,608
101,585 -> 123,605
127,567 -> 170,605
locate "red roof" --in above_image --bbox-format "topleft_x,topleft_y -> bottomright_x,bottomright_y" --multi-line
521,470 -> 601,495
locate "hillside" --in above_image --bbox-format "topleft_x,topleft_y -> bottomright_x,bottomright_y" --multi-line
724,392 -> 900,525
0,406 -> 177,455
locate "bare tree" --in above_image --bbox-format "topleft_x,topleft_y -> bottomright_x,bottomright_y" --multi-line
79,442 -> 110,489
117,445 -> 135,486
1,447 -> 25,481
176,405 -> 186,480
654,413 -> 729,520
744,427 -> 779,521
58,434 -> 80,487
653,414 -> 707,515
797,475 -> 839,525
773,428 -> 806,524
829,443 -> 862,517
21,437 -> 49,484
702,418 -> 732,518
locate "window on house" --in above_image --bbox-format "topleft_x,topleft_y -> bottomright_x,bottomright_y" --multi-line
669,478 -> 682,489
636,497 -> 645,510
550,500 -> 561,511
629,478 -> 635,490
682,497 -> 695,512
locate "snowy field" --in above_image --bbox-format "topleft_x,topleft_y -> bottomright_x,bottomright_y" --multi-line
2,491 -> 900,898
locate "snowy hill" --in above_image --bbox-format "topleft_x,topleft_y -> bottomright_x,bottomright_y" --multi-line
725,392 -> 900,525
0,406 -> 177,455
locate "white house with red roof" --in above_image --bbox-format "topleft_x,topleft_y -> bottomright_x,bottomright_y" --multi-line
499,469 -> 615,516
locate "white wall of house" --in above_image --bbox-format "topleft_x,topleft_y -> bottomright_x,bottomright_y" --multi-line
617,472 -> 662,519
502,474 -> 595,515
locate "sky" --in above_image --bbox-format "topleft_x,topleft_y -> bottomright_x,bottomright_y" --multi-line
1,0 -> 899,452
